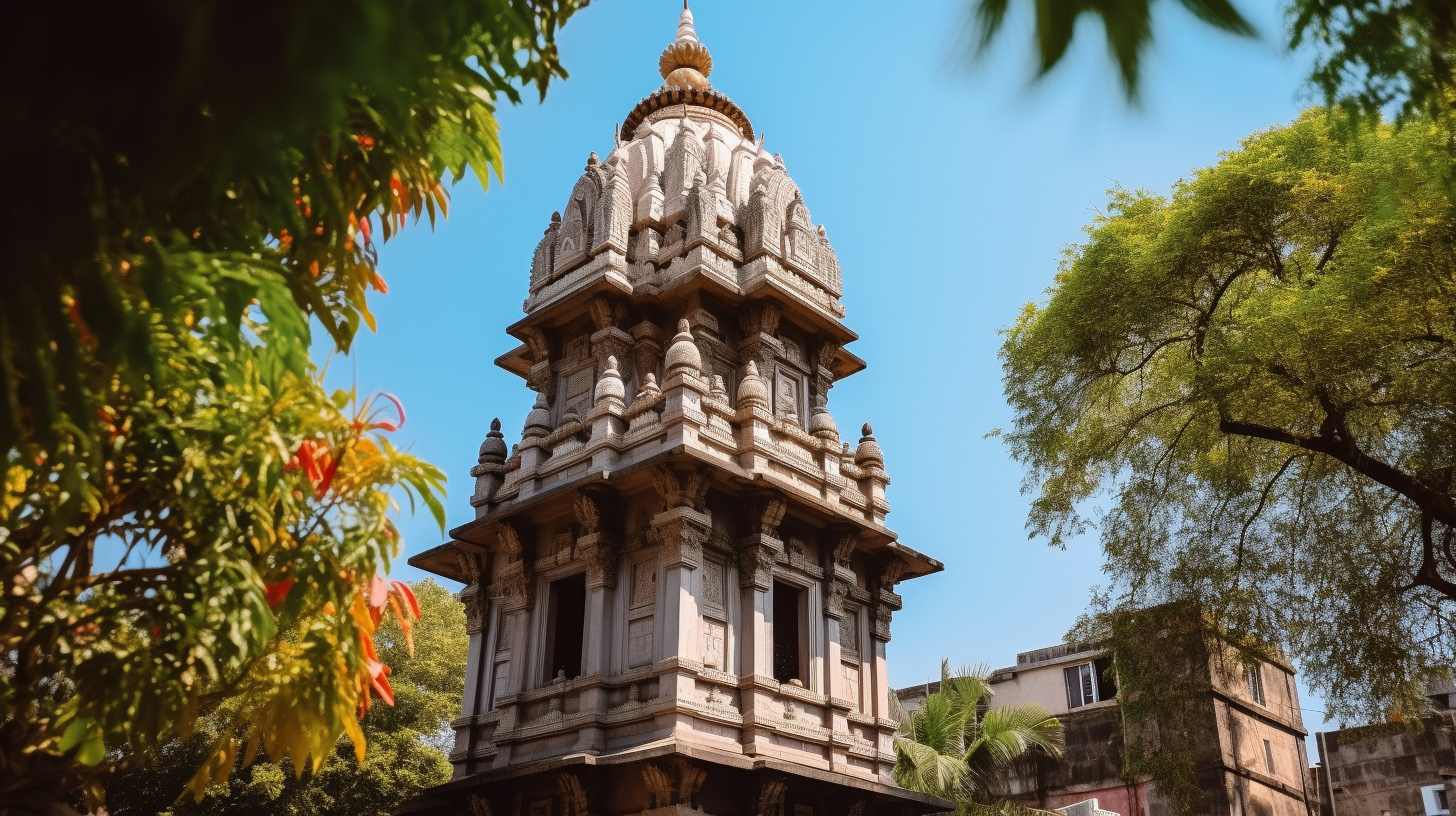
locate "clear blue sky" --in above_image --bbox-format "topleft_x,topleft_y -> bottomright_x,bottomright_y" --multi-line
339,2 -> 1336,744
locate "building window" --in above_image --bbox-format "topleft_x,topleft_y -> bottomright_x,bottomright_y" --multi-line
1245,662 -> 1266,706
1422,784 -> 1450,816
1063,657 -> 1117,709
1262,739 -> 1275,774
544,573 -> 586,681
772,580 -> 805,684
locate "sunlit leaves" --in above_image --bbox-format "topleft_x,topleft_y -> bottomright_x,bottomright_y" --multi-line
1,298 -> 446,810
894,661 -> 1064,814
1000,110 -> 1456,722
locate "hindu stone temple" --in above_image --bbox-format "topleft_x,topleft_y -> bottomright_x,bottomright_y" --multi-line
404,6 -> 945,815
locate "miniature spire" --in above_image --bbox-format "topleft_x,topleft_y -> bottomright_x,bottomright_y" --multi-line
677,0 -> 698,41
524,392 -> 552,438
637,372 -> 662,400
709,374 -> 729,403
809,401 -> 838,441
659,2 -> 713,90
736,361 -> 769,411
594,355 -> 626,408
478,417 -> 507,464
665,319 -> 702,377
854,422 -> 885,468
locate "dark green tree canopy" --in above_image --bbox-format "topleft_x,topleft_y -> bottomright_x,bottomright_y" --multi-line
2,0 -> 579,466
1000,110 -> 1456,719
973,0 -> 1456,121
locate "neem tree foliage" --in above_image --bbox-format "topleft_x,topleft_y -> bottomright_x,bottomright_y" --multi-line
1001,111 -> 1456,721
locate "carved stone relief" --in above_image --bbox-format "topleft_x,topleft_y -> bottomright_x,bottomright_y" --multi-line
628,618 -> 654,668
703,618 -> 725,669
630,559 -> 658,608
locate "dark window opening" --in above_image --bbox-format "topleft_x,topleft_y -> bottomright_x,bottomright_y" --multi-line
1437,788 -> 1449,811
545,573 -> 586,681
1094,656 -> 1118,699
1065,657 -> 1117,708
772,580 -> 803,684
1245,661 -> 1266,706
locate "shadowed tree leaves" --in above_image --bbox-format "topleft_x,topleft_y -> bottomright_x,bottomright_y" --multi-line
999,110 -> 1456,721
2,3 -> 580,812
1,0 -> 581,485
972,0 -> 1254,98
971,0 -> 1454,122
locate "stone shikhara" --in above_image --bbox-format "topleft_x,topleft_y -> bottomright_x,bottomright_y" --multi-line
405,6 -> 945,816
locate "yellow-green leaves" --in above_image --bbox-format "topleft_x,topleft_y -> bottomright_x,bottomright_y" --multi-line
1001,109 -> 1456,722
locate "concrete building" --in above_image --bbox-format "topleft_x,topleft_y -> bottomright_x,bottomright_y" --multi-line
1313,712 -> 1456,816
897,635 -> 1314,816
402,6 -> 946,816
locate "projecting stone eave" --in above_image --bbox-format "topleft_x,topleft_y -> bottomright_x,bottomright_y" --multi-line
409,444 -> 939,585
507,263 -> 859,346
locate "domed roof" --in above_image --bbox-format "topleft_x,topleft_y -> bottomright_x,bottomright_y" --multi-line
522,4 -> 847,324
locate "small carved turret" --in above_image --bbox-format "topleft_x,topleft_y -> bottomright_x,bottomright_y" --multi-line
736,361 -> 769,411
664,319 -> 702,378
709,374 -> 729,403
594,355 -> 626,411
523,392 -> 552,439
809,402 -> 838,442
854,423 -> 884,469
472,418 -> 508,511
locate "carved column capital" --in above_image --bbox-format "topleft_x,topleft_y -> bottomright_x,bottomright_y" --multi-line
574,490 -> 618,589
650,505 -> 710,570
823,578 -> 850,620
461,584 -> 486,634
737,533 -> 784,590
492,523 -> 533,612
651,463 -> 710,512
871,604 -> 893,642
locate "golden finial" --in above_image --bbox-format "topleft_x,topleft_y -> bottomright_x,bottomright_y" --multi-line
659,1 -> 712,90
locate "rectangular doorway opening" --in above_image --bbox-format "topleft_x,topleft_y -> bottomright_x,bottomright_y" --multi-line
545,573 -> 586,681
772,580 -> 804,685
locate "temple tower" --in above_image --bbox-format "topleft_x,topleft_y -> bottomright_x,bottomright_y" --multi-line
406,7 -> 944,815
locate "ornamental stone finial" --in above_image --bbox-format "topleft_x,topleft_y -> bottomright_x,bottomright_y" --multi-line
637,372 -> 661,400
736,361 -> 769,411
665,319 -> 702,377
478,417 -> 507,464
809,403 -> 838,441
524,391 -> 551,438
594,355 -> 626,407
659,1 -> 712,90
855,422 -> 884,468
709,374 -> 729,403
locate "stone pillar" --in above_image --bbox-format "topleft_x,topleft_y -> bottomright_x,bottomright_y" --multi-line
489,524 -> 533,768
574,490 -> 617,753
823,531 -> 857,771
736,495 -> 785,753
870,558 -> 905,783
651,502 -> 709,729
